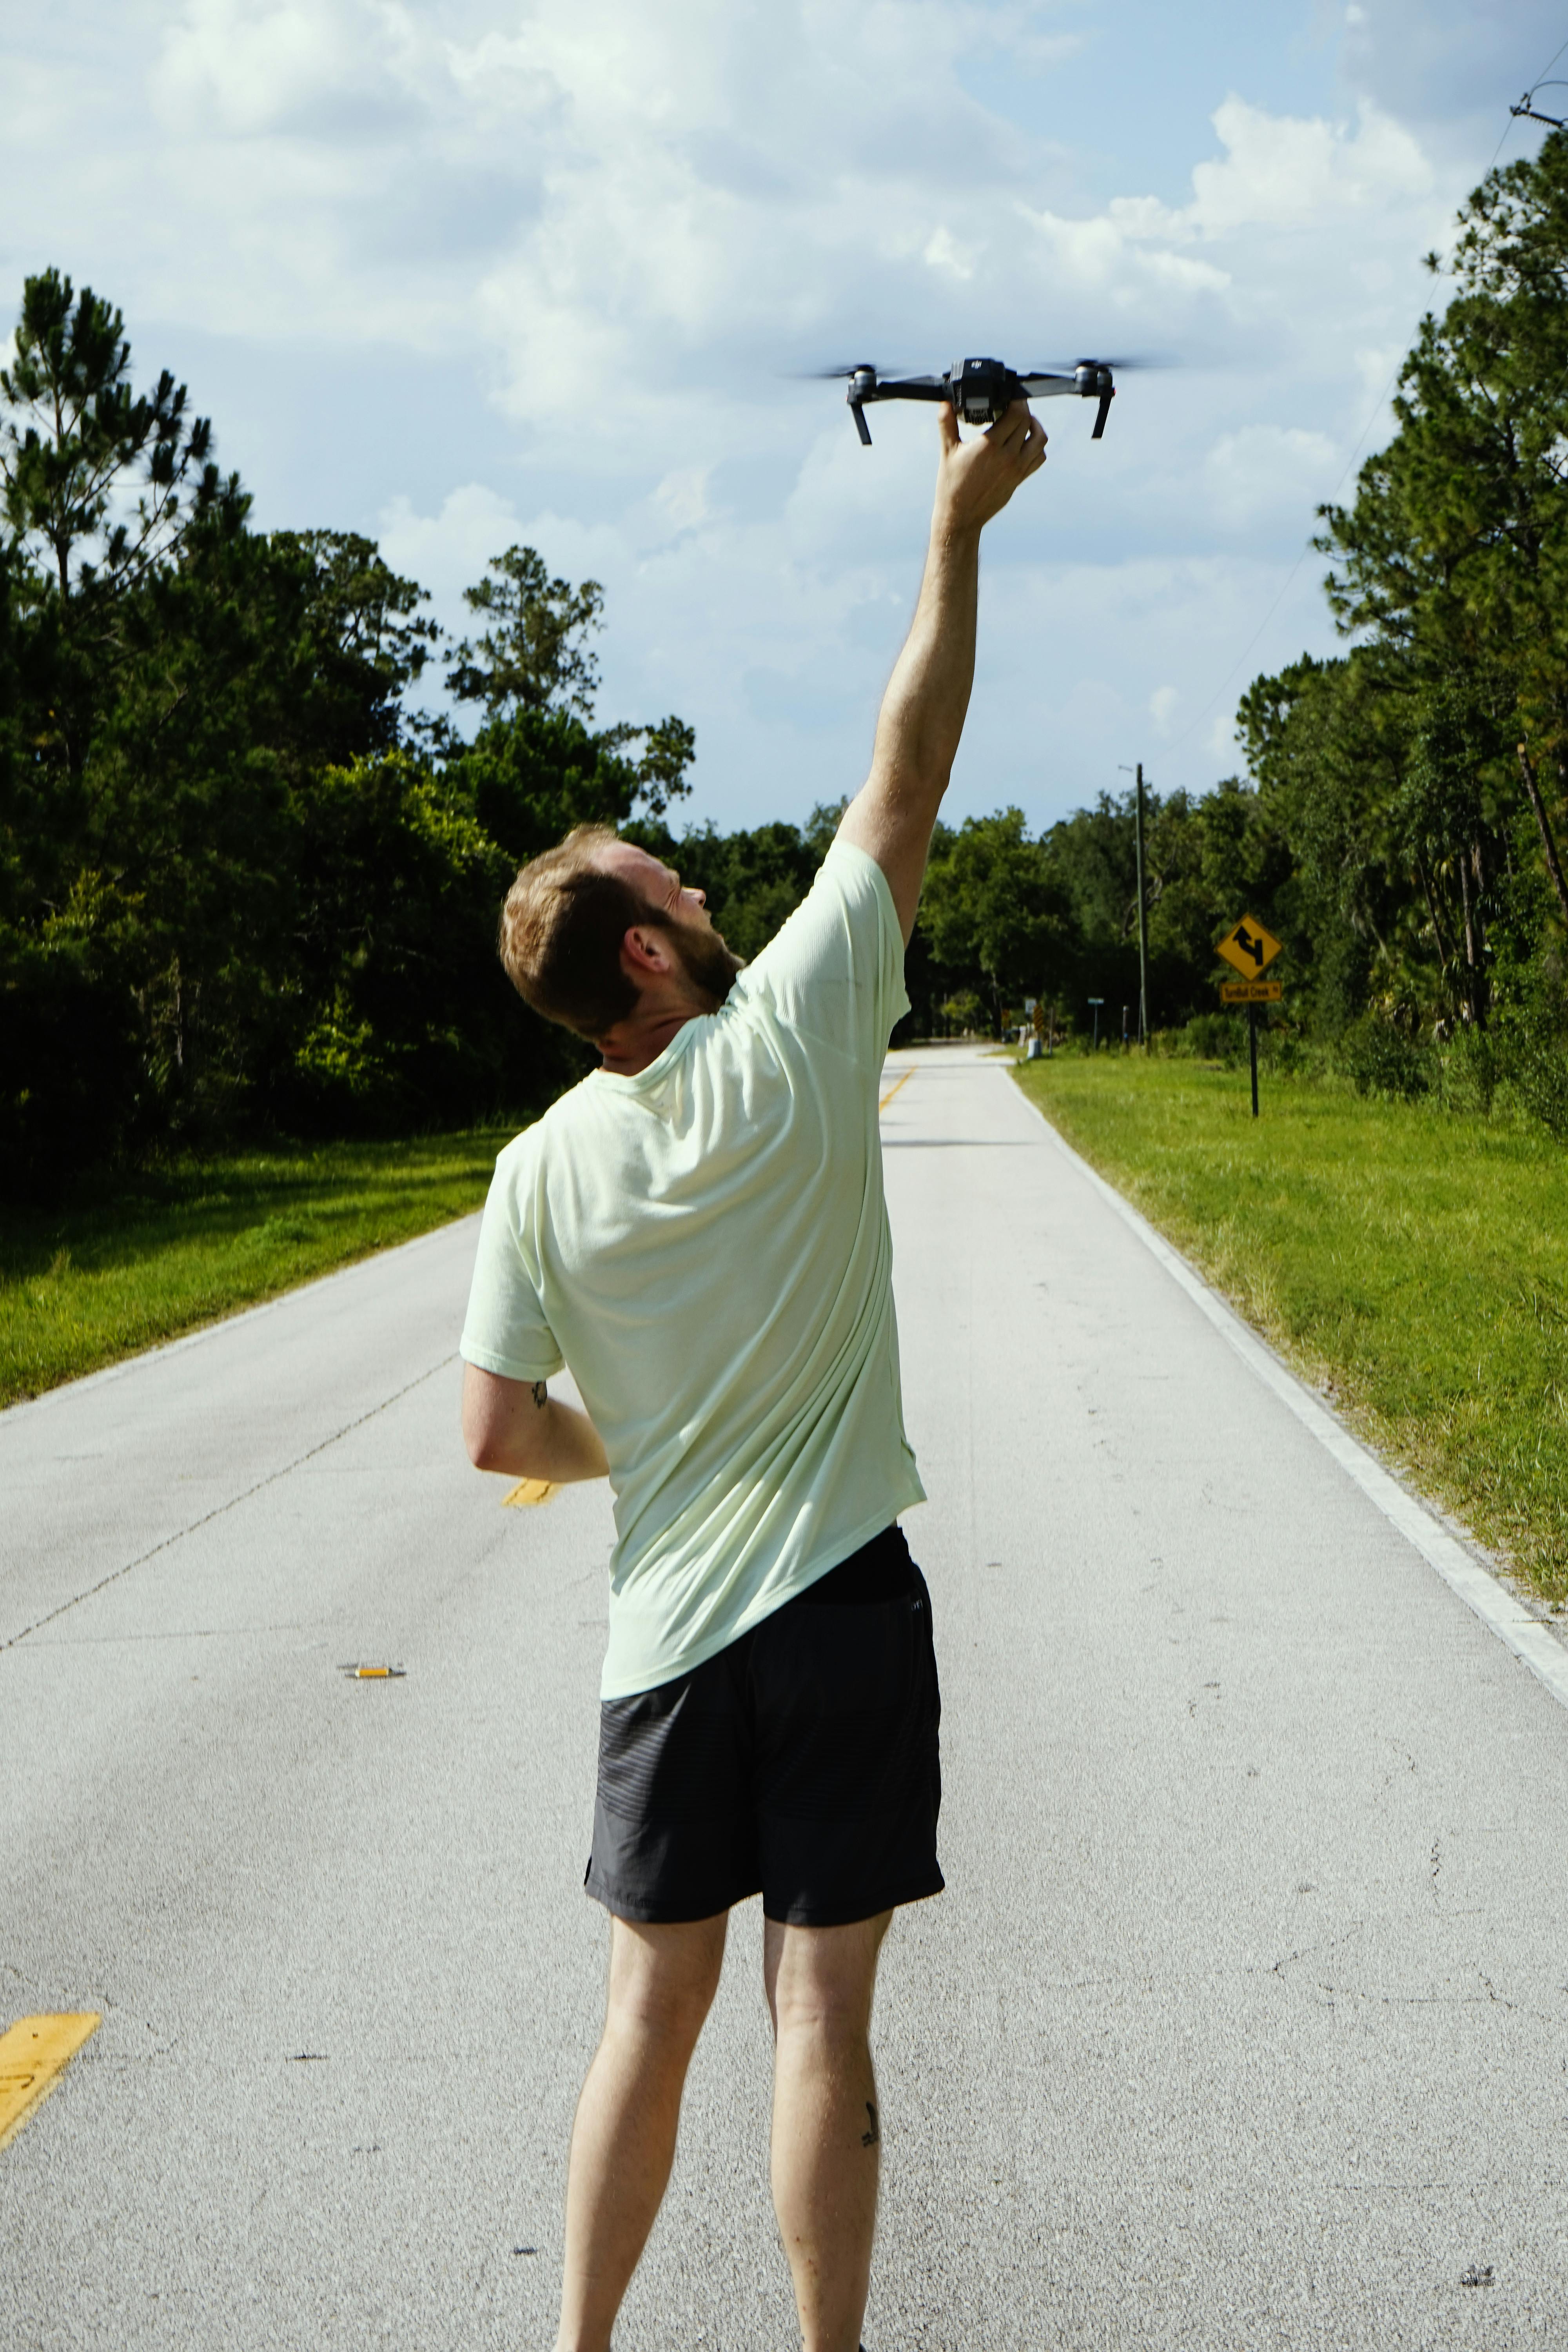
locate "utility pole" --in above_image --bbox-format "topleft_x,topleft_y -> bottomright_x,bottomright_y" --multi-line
1120,761 -> 1152,1049
1134,763 -> 1150,1048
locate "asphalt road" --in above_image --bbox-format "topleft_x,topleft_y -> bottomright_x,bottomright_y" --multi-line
4,1046 -> 1566,2350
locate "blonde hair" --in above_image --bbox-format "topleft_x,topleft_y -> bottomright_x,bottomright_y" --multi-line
498,825 -> 659,1040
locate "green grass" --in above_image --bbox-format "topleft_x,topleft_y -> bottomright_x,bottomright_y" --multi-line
0,1129 -> 519,1408
1014,1051 -> 1568,1609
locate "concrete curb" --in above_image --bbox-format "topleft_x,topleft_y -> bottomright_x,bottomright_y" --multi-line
1011,1071 -> 1568,1719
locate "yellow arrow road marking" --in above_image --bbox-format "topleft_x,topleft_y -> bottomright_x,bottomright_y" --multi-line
0,2014 -> 100,2152
879,1069 -> 914,1111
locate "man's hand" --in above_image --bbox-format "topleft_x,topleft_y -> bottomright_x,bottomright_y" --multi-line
462,1363 -> 610,1483
932,397 -> 1048,539
838,399 -> 1047,942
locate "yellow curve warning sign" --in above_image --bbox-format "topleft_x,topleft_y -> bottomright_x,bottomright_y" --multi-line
1216,915 -> 1282,978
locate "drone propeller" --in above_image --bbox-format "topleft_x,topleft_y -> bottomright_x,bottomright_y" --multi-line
1031,354 -> 1169,374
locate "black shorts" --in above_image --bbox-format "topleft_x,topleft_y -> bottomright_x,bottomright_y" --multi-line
585,1525 -> 943,1928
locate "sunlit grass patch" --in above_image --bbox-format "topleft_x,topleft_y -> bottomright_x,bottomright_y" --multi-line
0,1128 -> 519,1408
1015,1053 -> 1568,1608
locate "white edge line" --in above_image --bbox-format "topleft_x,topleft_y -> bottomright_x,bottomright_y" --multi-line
1009,1073 -> 1568,1719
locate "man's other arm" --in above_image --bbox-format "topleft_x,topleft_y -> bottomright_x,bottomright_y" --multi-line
837,399 -> 1047,944
462,1363 -> 610,1482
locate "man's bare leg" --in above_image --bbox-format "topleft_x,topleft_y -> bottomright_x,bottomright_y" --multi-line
764,1911 -> 892,2352
555,1911 -> 728,2352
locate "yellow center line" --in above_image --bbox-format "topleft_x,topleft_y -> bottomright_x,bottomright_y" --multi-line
504,1477 -> 560,1508
0,2013 -> 100,2152
879,1069 -> 914,1111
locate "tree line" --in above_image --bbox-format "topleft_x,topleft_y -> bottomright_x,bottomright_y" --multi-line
0,268 -> 696,1193
4,131 -> 1567,1196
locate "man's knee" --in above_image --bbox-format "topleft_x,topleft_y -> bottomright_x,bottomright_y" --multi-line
605,1913 -> 728,2049
765,1911 -> 892,2042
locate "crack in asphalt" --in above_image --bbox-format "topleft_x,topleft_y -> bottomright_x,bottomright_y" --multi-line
0,1355 -> 456,1654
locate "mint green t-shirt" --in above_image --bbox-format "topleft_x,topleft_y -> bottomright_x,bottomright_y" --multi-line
459,838 -> 926,1699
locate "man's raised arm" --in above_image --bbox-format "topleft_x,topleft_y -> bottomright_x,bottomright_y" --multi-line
838,399 -> 1047,944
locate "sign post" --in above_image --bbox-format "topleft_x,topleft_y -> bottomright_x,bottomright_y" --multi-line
1215,916 -> 1283,1120
1087,996 -> 1104,1051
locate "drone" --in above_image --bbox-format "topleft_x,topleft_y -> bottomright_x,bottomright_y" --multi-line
816,356 -> 1129,445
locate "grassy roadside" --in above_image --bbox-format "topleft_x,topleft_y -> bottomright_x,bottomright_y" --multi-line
0,1129 -> 519,1409
1014,1052 -> 1568,1610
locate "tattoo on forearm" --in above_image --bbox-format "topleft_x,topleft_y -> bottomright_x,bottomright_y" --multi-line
531,1381 -> 548,1410
861,2100 -> 880,2148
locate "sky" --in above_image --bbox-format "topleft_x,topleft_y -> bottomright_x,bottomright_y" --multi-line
1,0 -> 1561,835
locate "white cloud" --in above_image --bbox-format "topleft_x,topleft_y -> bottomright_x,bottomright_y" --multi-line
0,0 -> 1504,820
156,0 -> 395,136
377,483 -> 522,612
1182,96 -> 1432,235
924,226 -> 980,281
1203,424 -> 1338,529
652,467 -> 714,535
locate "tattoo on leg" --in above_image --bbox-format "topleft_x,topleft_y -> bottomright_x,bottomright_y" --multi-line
531,1381 -> 548,1409
861,2100 -> 880,2149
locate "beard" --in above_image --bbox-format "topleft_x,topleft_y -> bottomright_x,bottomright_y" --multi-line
666,916 -> 744,1008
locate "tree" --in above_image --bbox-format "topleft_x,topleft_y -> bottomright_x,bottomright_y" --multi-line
918,811 -> 1074,1028
446,545 -> 605,717
1,267 -> 235,609
266,530 -> 439,767
1140,778 -> 1297,1026
283,750 -> 516,1132
445,544 -> 694,824
1312,128 -> 1568,978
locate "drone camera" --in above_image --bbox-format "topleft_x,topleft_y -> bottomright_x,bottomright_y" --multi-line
955,356 -> 1012,426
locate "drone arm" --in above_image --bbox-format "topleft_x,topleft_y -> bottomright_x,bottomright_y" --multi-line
872,376 -> 954,403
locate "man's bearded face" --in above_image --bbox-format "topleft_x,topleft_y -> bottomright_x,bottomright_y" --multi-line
666,912 -> 743,1007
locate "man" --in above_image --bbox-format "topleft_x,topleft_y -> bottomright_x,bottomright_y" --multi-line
459,396 -> 1047,2352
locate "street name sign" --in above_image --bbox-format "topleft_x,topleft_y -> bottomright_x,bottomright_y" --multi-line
1220,980 -> 1283,1005
1217,915 -> 1283,978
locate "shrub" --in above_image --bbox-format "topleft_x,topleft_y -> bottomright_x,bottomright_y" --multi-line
1341,1015 -> 1434,1102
